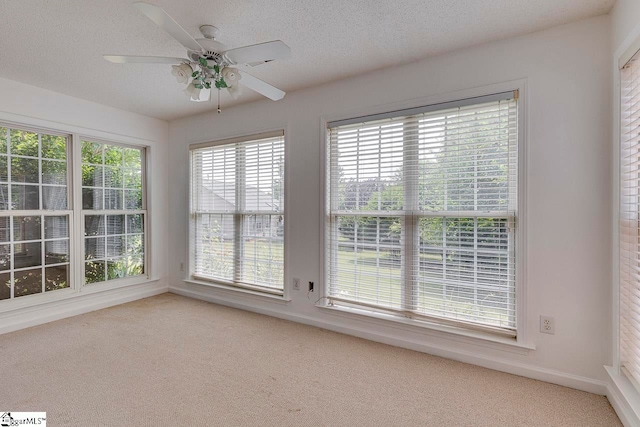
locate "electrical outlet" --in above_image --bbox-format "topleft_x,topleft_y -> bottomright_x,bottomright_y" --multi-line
540,315 -> 555,335
308,281 -> 314,292
180,262 -> 184,272
293,278 -> 300,291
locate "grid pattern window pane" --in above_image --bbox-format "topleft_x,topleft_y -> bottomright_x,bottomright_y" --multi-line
191,133 -> 284,292
620,50 -> 640,385
327,94 -> 518,335
0,126 -> 70,301
82,140 -> 146,285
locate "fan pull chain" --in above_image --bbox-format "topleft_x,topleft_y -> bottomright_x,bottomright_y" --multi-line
217,89 -> 221,114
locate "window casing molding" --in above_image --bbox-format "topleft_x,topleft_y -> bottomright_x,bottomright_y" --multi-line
319,81 -> 528,345
188,130 -> 286,296
0,116 -> 154,313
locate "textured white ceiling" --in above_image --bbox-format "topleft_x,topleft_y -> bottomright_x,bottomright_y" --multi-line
0,0 -> 615,121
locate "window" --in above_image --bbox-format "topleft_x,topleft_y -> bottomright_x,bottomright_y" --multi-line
0,127 -> 71,300
82,140 -> 146,284
326,92 -> 519,336
190,131 -> 285,294
620,49 -> 640,386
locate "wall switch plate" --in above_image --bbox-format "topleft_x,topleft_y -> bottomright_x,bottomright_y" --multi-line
540,315 -> 555,335
293,278 -> 300,291
180,262 -> 184,272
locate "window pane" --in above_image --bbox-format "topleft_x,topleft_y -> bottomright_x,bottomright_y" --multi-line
11,157 -> 39,183
82,141 -> 102,164
0,127 -> 7,154
107,215 -> 124,235
43,186 -> 67,210
0,217 -> 10,242
14,242 -> 42,269
193,213 -> 234,281
41,134 -> 67,160
42,160 -> 67,185
45,240 -> 69,264
0,272 -> 10,300
124,148 -> 141,168
45,265 -> 69,291
82,165 -> 103,187
13,216 -> 41,241
85,215 -> 105,236
10,130 -> 38,157
240,215 -> 284,288
82,188 -> 103,210
11,185 -> 39,210
0,244 -> 10,271
85,261 -> 105,284
14,268 -> 42,297
104,145 -> 123,166
85,237 -> 105,260
104,189 -> 122,209
44,216 -> 68,239
83,213 -> 145,284
0,156 -> 8,182
125,190 -> 142,210
330,216 -> 403,309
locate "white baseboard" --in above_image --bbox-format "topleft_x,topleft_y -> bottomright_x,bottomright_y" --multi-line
169,285 -> 608,396
0,280 -> 168,335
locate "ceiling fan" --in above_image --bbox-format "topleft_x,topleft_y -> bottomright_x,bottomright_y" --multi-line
104,1 -> 291,111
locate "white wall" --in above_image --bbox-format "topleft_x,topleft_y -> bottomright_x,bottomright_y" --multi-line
169,16 -> 612,388
0,77 -> 169,331
612,0 -> 640,54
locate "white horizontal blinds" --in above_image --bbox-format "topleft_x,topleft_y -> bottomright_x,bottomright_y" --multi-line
191,132 -> 284,292
620,50 -> 640,385
328,93 -> 518,335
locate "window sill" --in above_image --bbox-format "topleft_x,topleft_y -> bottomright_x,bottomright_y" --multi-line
184,278 -> 290,303
79,275 -> 160,295
319,303 -> 535,355
0,276 -> 162,314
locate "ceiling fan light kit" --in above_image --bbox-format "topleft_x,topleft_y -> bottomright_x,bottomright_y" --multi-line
104,1 -> 291,113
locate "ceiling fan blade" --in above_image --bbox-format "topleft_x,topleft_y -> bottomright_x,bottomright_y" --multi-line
132,2 -> 203,52
104,55 -> 188,64
224,41 -> 291,66
238,71 -> 285,101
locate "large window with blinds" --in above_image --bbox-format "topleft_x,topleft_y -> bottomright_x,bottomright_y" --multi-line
326,92 -> 519,336
620,48 -> 640,386
190,131 -> 285,295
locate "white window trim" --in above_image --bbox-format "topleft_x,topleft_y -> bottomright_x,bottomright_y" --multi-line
186,128 -> 289,300
0,115 -> 157,314
76,136 -> 150,288
607,24 -> 640,427
319,80 -> 529,348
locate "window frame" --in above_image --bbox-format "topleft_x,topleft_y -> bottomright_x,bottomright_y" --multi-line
77,136 -> 150,288
188,130 -> 287,298
319,83 -> 528,344
0,117 -> 154,312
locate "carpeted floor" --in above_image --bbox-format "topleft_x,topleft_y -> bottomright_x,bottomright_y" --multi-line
0,293 -> 621,426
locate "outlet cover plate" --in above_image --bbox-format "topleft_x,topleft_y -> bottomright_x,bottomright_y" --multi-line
540,315 -> 555,335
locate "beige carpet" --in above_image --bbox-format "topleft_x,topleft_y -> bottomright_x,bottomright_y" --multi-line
0,294 -> 621,426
